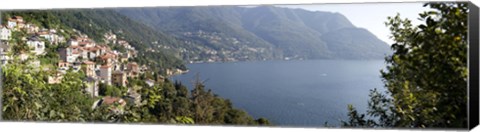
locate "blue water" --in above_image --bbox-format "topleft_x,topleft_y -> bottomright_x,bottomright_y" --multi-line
171,60 -> 386,127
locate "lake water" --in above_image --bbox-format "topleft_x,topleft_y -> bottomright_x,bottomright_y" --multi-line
171,60 -> 387,127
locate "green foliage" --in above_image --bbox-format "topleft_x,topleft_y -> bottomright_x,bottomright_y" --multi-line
2,56 -> 94,121
343,2 -> 468,128
98,83 -> 123,97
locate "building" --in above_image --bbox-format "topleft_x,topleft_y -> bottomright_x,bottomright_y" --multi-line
100,64 -> 112,85
120,54 -> 128,63
57,61 -> 70,70
126,62 -> 139,78
0,42 -> 10,65
112,70 -> 127,87
84,77 -> 99,97
100,53 -> 116,64
47,73 -> 63,84
17,22 -> 25,29
126,90 -> 141,106
0,26 -> 11,41
59,47 -> 78,63
13,16 -> 23,23
92,96 -> 127,116
145,79 -> 155,87
156,75 -> 165,83
26,23 -> 39,34
7,18 -> 17,29
26,37 -> 45,55
72,61 -> 82,72
19,52 -> 29,61
82,61 -> 96,77
67,38 -> 79,46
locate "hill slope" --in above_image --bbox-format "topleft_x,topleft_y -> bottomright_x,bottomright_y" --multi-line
117,6 -> 392,60
2,9 -> 188,72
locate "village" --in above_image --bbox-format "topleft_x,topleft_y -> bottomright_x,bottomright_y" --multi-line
0,15 -> 182,112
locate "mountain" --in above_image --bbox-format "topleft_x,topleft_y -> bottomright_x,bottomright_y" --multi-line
116,6 -> 392,60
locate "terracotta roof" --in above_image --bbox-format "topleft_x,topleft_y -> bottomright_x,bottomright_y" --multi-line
100,54 -> 115,60
69,45 -> 80,49
37,31 -> 49,35
79,41 -> 90,45
113,70 -> 124,75
102,96 -> 126,106
100,64 -> 111,68
72,51 -> 80,54
7,18 -> 16,22
128,62 -> 138,66
83,61 -> 95,65
58,61 -> 69,64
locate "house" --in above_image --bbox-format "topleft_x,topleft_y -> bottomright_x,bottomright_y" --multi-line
145,79 -> 155,87
67,38 -> 79,46
84,77 -> 99,97
26,37 -> 45,55
19,52 -> 29,61
0,42 -> 10,65
140,65 -> 149,73
100,64 -> 112,85
126,62 -> 139,78
26,23 -> 39,34
99,53 -> 116,64
57,61 -> 70,71
13,16 -> 23,23
104,32 -> 117,43
47,72 -> 63,84
92,96 -> 127,116
7,18 -> 17,29
125,90 -> 141,106
72,61 -> 83,72
79,48 -> 89,61
120,53 -> 128,63
78,40 -> 95,48
17,22 -> 25,29
112,70 -> 127,87
37,31 -> 57,43
59,47 -> 78,63
0,25 -> 11,41
86,47 -> 100,60
156,75 -> 165,83
82,61 -> 96,77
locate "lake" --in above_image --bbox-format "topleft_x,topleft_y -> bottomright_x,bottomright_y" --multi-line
171,60 -> 387,127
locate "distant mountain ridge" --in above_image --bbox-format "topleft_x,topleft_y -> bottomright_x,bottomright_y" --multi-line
116,6 -> 392,61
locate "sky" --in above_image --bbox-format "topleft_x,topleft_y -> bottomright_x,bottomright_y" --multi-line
278,2 -> 431,45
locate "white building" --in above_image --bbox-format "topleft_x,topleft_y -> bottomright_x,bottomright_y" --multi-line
67,39 -> 79,46
100,64 -> 112,85
0,42 -> 10,65
26,37 -> 45,55
7,19 -> 17,29
0,26 -> 11,41
59,47 -> 77,63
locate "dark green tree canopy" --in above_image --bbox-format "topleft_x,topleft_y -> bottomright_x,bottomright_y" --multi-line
343,2 -> 468,128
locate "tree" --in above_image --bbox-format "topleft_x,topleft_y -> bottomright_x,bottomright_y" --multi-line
343,2 -> 468,128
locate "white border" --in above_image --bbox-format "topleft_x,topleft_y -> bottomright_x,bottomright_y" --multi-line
0,0 -> 477,132
0,0 -> 460,9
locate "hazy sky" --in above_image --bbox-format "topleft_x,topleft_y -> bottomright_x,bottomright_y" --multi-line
279,2 -> 431,45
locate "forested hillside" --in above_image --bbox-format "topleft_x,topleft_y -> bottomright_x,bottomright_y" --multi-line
117,6 -> 392,61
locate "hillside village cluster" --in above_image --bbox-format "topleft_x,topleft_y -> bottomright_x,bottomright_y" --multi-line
0,16 -> 174,110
